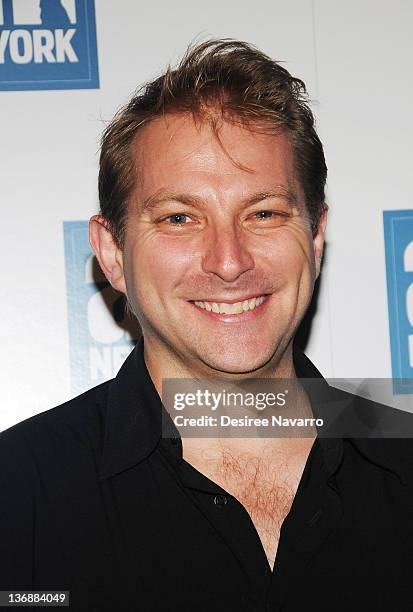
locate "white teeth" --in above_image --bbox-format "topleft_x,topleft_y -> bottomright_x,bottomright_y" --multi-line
193,295 -> 266,314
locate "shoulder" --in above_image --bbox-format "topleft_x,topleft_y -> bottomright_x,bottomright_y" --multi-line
317,385 -> 413,487
0,382 -> 114,582
0,380 -> 111,480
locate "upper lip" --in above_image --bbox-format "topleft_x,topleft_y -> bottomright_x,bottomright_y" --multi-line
189,293 -> 268,304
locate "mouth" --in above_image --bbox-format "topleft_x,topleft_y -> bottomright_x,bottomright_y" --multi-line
188,294 -> 270,320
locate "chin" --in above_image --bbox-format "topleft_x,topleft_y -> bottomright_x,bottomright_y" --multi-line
199,348 -> 275,376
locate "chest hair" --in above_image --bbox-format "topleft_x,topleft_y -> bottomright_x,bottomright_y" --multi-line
210,447 -> 307,567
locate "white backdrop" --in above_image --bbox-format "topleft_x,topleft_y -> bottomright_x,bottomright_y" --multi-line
1,0 -> 412,431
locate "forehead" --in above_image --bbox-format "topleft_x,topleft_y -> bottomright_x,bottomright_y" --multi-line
131,113 -> 298,199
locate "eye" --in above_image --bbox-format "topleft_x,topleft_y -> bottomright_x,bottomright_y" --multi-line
251,210 -> 290,222
255,211 -> 275,220
162,213 -> 191,225
254,210 -> 289,220
245,209 -> 291,231
154,211 -> 201,234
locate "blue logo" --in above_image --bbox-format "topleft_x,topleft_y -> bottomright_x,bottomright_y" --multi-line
383,210 -> 413,393
0,0 -> 99,90
63,221 -> 138,395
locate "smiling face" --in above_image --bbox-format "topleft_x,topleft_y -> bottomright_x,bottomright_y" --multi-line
90,113 -> 326,381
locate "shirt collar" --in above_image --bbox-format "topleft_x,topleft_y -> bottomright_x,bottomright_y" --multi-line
99,337 -> 406,484
99,337 -> 163,480
293,346 -> 408,484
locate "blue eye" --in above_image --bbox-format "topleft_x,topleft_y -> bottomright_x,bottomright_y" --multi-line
255,211 -> 274,219
167,214 -> 189,224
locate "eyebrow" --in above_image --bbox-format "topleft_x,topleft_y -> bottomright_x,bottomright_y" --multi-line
140,187 -> 298,214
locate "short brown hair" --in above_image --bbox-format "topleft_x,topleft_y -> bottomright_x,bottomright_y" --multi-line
99,39 -> 327,246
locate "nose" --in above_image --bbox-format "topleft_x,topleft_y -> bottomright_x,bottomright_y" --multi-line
201,221 -> 254,282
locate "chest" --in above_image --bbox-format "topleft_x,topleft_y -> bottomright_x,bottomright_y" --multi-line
209,452 -> 307,568
227,473 -> 298,568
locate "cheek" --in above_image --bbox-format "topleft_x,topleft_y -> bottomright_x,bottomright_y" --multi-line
283,226 -> 315,275
124,235 -> 197,301
259,229 -> 314,281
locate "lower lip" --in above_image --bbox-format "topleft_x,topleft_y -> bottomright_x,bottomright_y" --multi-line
189,295 -> 271,323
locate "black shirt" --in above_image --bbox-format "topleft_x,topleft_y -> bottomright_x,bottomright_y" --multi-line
1,339 -> 413,611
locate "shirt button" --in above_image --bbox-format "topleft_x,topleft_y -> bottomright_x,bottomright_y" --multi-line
213,494 -> 228,507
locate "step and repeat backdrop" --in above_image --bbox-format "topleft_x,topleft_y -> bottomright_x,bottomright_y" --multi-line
1,0 -> 412,430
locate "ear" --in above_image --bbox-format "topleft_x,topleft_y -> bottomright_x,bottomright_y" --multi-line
89,215 -> 127,294
313,206 -> 328,279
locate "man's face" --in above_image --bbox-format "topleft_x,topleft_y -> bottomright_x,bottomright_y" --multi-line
103,113 -> 325,376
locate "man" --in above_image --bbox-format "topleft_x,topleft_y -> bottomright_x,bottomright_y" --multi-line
1,39 -> 413,611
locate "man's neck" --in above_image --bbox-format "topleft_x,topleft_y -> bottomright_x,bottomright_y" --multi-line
141,332 -> 315,465
142,333 -> 297,398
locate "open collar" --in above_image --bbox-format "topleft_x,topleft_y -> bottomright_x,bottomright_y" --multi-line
99,338 -> 407,485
